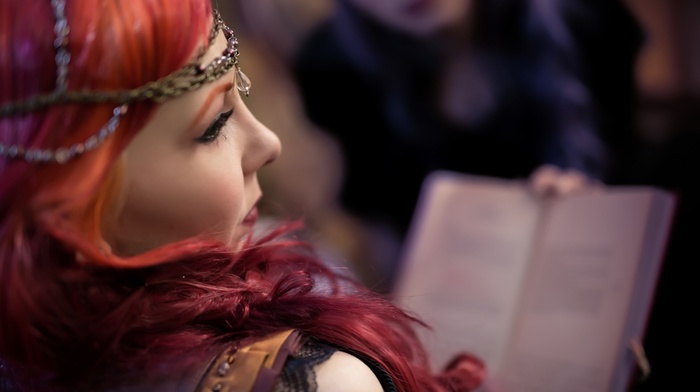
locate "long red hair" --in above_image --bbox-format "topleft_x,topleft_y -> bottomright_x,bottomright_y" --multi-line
0,1 -> 475,390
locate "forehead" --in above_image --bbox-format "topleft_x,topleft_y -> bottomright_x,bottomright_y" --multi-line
200,30 -> 230,68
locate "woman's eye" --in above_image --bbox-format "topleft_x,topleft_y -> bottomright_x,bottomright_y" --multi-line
196,109 -> 234,143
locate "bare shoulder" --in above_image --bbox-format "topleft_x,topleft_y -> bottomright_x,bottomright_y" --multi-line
313,351 -> 384,392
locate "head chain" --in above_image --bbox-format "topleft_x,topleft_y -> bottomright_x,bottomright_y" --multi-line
0,3 -> 248,164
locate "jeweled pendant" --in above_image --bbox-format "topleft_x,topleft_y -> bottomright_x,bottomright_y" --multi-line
236,68 -> 251,97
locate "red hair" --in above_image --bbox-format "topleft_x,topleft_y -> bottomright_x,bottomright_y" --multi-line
0,1 -> 477,391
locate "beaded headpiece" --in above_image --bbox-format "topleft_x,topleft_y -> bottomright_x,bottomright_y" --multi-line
0,0 -> 251,164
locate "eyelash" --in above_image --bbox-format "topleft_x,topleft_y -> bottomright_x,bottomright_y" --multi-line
196,109 -> 234,143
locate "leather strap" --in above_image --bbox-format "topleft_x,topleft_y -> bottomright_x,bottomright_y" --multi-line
195,329 -> 301,392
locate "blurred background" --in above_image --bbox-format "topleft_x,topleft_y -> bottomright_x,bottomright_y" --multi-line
217,1 -> 698,390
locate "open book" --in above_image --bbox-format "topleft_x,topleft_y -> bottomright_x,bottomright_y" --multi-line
393,171 -> 676,392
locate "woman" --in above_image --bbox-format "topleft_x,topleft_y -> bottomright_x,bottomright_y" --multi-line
0,0 -> 481,390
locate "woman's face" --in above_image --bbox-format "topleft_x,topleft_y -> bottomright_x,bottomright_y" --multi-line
105,31 -> 281,256
347,0 -> 471,37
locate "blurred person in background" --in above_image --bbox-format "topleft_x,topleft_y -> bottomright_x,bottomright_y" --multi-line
288,0 -> 644,291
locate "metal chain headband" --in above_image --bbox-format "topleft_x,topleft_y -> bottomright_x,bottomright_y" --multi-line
0,1 -> 251,164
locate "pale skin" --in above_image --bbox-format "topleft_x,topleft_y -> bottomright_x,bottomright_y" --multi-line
105,33 -> 281,255
102,22 -> 382,391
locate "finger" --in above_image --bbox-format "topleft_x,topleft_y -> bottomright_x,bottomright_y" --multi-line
555,170 -> 606,196
530,165 -> 562,196
553,170 -> 589,195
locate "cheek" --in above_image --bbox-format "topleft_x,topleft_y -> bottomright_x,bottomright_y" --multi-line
111,146 -> 246,255
184,159 -> 246,236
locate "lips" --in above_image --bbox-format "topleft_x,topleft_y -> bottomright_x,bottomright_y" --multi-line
241,205 -> 258,226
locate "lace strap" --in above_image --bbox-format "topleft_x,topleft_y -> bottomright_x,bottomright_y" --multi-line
196,330 -> 301,392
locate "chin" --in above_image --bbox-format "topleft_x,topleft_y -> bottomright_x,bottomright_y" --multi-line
230,229 -> 253,251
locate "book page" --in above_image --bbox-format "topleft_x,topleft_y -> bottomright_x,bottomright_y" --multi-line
498,190 -> 662,392
609,191 -> 675,392
393,172 -> 541,373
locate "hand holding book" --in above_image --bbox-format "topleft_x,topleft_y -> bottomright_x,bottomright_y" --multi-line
529,164 -> 603,197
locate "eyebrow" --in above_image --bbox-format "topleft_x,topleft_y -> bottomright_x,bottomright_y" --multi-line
189,81 -> 235,130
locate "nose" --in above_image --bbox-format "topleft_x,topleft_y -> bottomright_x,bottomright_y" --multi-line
241,110 -> 281,175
